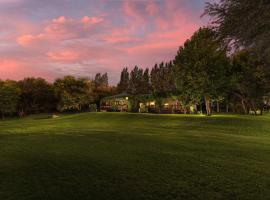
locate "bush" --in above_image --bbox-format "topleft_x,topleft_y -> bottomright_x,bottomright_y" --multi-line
89,104 -> 97,112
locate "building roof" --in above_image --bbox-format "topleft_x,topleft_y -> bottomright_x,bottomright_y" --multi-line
102,92 -> 130,100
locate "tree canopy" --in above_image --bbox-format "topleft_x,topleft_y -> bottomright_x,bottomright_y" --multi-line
205,0 -> 270,64
174,28 -> 230,115
0,80 -> 21,119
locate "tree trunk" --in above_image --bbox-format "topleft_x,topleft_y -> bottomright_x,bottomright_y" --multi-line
260,108 -> 263,115
251,101 -> 257,116
226,103 -> 229,113
204,96 -> 211,116
241,98 -> 247,114
19,108 -> 24,118
183,107 -> 187,114
194,104 -> 198,114
216,101 -> 220,113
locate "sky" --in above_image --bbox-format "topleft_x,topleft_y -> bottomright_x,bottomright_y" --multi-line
0,0 -> 212,84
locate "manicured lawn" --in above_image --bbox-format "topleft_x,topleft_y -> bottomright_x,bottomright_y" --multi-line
0,113 -> 270,200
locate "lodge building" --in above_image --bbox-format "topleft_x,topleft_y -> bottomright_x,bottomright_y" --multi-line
100,93 -> 193,114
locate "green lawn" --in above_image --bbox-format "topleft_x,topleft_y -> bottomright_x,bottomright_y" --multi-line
0,113 -> 270,200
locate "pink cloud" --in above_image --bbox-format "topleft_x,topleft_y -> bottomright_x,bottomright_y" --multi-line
0,59 -> 52,81
47,50 -> 81,62
0,0 -> 206,84
52,16 -> 67,24
16,34 -> 45,46
145,1 -> 159,16
16,15 -> 104,46
81,16 -> 103,25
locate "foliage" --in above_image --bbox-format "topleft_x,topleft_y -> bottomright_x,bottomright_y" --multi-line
93,73 -> 116,109
173,28 -> 230,115
89,104 -> 97,112
117,67 -> 129,93
150,62 -> 175,94
230,50 -> 269,114
54,76 -> 94,112
0,80 -> 21,119
94,73 -> 108,87
204,0 -> 270,64
128,66 -> 144,95
142,68 -> 151,94
18,77 -> 56,115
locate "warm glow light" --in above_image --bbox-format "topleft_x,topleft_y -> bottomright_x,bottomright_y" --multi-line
164,103 -> 169,106
150,101 -> 155,106
125,97 -> 129,100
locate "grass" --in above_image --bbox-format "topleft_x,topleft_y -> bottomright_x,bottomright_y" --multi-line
0,112 -> 270,200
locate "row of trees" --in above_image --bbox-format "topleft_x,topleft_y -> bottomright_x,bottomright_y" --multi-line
117,62 -> 175,95
0,73 -> 115,119
114,0 -> 270,115
116,28 -> 269,115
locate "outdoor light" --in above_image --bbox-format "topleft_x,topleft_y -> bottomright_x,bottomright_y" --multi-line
164,103 -> 169,106
150,102 -> 155,106
125,97 -> 129,100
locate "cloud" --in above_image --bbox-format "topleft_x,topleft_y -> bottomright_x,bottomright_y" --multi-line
16,34 -> 44,46
0,0 -> 206,84
16,15 -> 104,46
145,1 -> 159,16
81,16 -> 103,25
0,59 -> 52,81
47,50 -> 81,62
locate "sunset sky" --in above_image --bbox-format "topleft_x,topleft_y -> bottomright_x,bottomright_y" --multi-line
0,0 -> 212,84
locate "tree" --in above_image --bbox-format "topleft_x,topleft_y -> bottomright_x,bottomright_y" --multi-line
117,67 -> 129,93
150,62 -> 175,95
18,78 -> 56,115
174,28 -> 230,116
54,76 -> 94,112
230,50 -> 269,114
142,68 -> 151,94
93,73 -> 115,110
204,0 -> 270,64
128,66 -> 144,95
150,64 -> 161,93
94,73 -> 108,87
0,80 -> 21,119
128,66 -> 145,111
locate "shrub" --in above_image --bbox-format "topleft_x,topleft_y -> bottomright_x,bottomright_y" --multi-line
89,104 -> 97,112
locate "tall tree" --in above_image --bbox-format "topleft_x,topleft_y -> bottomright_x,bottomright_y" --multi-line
0,80 -> 21,119
128,66 -> 144,95
150,64 -> 161,93
128,66 -> 144,112
93,73 -> 115,110
150,62 -> 175,95
174,28 -> 230,116
94,73 -> 108,87
117,67 -> 129,93
142,68 -> 151,94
